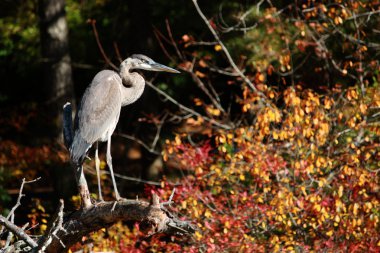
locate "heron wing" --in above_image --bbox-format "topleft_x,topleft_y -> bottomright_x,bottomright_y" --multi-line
77,70 -> 122,143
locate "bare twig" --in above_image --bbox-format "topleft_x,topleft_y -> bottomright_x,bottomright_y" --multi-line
165,19 -> 184,60
153,28 -> 176,62
186,41 -> 218,46
0,215 -> 38,249
186,69 -> 225,113
146,81 -> 233,130
5,178 -> 41,223
113,41 -> 123,63
89,19 -> 118,71
117,133 -> 161,155
191,0 -> 270,106
37,200 -> 66,252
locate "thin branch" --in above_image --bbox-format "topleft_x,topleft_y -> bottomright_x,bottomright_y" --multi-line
113,41 -> 123,63
6,178 -> 41,222
165,19 -> 184,60
146,81 -> 233,130
186,41 -> 218,46
38,200 -> 66,252
0,215 -> 38,249
186,69 -> 225,113
88,19 -> 118,71
117,133 -> 161,155
208,66 -> 240,77
154,29 -> 176,62
151,113 -> 168,150
191,0 -> 270,105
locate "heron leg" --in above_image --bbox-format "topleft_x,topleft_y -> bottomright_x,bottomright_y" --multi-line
76,165 -> 92,209
106,136 -> 121,200
95,142 -> 104,202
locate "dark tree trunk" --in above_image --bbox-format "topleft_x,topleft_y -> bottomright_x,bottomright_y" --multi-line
39,0 -> 74,140
38,0 -> 75,202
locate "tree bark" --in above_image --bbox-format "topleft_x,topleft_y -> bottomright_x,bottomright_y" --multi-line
39,0 -> 74,140
36,196 -> 194,253
39,0 -> 75,204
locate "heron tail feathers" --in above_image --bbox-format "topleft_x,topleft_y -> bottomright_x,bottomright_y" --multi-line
70,134 -> 92,165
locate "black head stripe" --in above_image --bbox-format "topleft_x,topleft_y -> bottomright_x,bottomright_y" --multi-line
130,54 -> 152,63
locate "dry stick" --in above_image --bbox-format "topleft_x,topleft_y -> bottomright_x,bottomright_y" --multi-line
38,200 -> 65,252
113,41 -> 123,63
4,214 -> 14,248
146,81 -> 232,130
153,29 -> 176,62
187,70 -> 225,113
162,21 -> 225,112
1,176 -> 42,246
151,113 -> 168,150
192,1 -> 260,94
89,19 -> 118,71
0,215 -> 38,249
117,133 -> 160,155
6,178 -> 41,221
165,19 -> 184,60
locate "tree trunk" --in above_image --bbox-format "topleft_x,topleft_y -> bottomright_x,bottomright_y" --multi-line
39,0 -> 74,140
39,0 -> 75,203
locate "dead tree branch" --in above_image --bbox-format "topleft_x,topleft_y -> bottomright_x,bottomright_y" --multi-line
0,215 -> 38,249
35,195 -> 194,253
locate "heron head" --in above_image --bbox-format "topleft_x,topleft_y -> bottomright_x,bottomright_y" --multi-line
121,54 -> 180,73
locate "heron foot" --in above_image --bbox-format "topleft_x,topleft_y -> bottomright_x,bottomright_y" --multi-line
116,196 -> 127,202
110,197 -> 127,212
94,199 -> 106,208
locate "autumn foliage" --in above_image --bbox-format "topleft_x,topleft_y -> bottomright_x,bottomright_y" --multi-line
1,1 -> 380,252
86,1 -> 380,252
160,85 -> 380,252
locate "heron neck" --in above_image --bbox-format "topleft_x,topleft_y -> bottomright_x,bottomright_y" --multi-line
120,70 -> 145,106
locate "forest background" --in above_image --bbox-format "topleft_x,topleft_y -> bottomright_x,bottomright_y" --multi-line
0,0 -> 379,252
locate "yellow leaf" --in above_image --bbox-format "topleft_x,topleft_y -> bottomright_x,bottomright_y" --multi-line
204,209 -> 212,218
353,203 -> 359,216
214,44 -> 222,51
40,224 -> 47,232
338,185 -> 343,198
195,231 -> 202,240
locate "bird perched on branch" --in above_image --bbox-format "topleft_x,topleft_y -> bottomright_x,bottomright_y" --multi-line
70,54 -> 179,201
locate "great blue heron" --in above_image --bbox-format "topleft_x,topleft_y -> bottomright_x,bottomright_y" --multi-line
70,54 -> 179,202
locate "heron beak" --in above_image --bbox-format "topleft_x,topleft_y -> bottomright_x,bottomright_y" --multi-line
150,62 -> 180,73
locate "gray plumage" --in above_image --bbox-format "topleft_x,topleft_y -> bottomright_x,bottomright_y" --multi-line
69,54 -> 179,201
